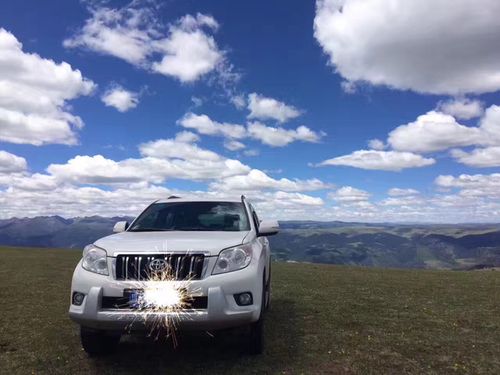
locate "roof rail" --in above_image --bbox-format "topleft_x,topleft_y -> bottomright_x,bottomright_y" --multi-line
167,195 -> 181,199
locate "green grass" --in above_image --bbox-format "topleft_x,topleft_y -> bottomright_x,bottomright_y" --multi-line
1,246 -> 499,374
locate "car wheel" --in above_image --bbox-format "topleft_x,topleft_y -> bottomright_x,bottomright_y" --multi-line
80,326 -> 121,356
265,263 -> 271,310
248,273 -> 266,355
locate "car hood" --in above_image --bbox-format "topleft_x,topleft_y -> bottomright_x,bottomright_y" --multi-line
94,231 -> 250,257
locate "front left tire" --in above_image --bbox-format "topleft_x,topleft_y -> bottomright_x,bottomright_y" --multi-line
247,271 -> 267,355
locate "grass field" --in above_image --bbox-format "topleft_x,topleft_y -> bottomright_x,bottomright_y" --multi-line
0,246 -> 499,374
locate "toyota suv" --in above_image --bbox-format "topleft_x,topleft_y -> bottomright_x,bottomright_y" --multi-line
69,196 -> 279,355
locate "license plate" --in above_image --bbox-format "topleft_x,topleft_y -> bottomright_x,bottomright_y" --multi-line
125,289 -> 143,309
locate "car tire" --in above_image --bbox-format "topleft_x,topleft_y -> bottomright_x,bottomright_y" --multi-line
265,262 -> 271,311
248,272 -> 266,355
80,326 -> 120,356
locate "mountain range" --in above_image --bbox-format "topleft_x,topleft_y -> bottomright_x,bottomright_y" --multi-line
1,216 -> 499,270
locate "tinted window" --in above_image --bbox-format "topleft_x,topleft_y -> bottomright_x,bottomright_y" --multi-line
129,202 -> 250,232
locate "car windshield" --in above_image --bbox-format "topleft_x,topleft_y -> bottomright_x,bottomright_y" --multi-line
129,201 -> 250,232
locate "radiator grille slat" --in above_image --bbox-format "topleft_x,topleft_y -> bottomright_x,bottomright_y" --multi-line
115,254 -> 205,281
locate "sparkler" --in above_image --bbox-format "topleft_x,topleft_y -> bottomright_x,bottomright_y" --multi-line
111,268 -> 200,347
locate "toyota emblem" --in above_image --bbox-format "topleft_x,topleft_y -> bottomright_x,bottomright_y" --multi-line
148,258 -> 168,272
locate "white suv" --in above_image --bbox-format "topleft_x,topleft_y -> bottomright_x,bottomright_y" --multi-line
69,196 -> 279,355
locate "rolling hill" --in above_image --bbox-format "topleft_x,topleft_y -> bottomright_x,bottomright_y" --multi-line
0,216 -> 499,269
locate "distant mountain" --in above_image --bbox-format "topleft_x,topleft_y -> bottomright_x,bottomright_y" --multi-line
0,216 -> 133,249
0,216 -> 499,270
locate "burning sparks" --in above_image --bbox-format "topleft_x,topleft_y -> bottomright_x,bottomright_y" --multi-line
111,269 -> 200,346
142,284 -> 182,309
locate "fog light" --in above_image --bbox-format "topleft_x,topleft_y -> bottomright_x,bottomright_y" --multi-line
234,292 -> 253,306
72,292 -> 85,306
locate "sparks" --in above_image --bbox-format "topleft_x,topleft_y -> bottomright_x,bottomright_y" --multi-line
111,268 -> 200,346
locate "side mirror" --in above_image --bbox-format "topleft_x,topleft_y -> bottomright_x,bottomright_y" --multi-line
257,220 -> 279,237
113,221 -> 129,233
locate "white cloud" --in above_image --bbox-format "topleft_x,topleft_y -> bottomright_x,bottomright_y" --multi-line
243,149 -> 259,157
387,105 -> 500,160
47,132 -> 251,185
152,14 -> 223,82
314,0 -> 500,95
247,122 -> 323,147
268,191 -> 324,207
210,169 -> 329,192
0,150 -> 27,173
178,113 -> 246,139
65,6 -> 227,83
451,147 -> 500,168
139,138 -> 221,162
437,98 -> 484,120
435,173 -> 500,198
319,150 -> 435,171
179,113 -> 324,147
388,111 -> 482,153
247,93 -> 301,123
379,196 -> 425,207
367,138 -> 386,150
224,140 -> 245,151
101,85 -> 139,112
63,6 -> 156,65
0,28 -> 95,145
231,94 -> 246,109
174,130 -> 200,143
388,188 -> 420,197
191,96 -> 203,107
329,186 -> 370,202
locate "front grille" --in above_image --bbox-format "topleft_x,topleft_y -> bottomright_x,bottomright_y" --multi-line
115,254 -> 205,281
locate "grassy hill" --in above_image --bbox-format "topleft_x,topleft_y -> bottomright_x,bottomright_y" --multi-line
1,246 -> 499,374
1,216 -> 499,269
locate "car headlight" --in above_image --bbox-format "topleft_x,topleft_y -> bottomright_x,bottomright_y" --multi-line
213,243 -> 253,275
82,244 -> 109,275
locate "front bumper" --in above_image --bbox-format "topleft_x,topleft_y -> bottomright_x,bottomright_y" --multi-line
69,258 -> 263,332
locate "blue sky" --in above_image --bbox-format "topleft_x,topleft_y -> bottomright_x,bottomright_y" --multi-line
1,0 -> 500,222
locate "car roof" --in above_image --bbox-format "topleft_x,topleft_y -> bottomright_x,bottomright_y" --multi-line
155,196 -> 243,204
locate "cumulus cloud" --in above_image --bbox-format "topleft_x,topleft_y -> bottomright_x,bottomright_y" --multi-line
247,93 -> 301,123
450,147 -> 500,168
329,186 -> 370,202
388,188 -> 420,197
386,105 -> 500,165
388,111 -> 482,153
47,132 -> 250,185
435,173 -> 500,198
314,0 -> 500,95
0,28 -> 95,145
178,113 -> 246,139
0,184 -> 328,220
152,14 -> 223,82
247,122 -> 323,147
179,113 -> 324,147
437,98 -> 484,120
224,140 -> 246,151
101,85 -> 139,112
319,150 -> 435,171
210,169 -> 329,192
65,5 -> 229,83
367,138 -> 386,150
63,5 -> 157,65
0,150 -> 27,173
